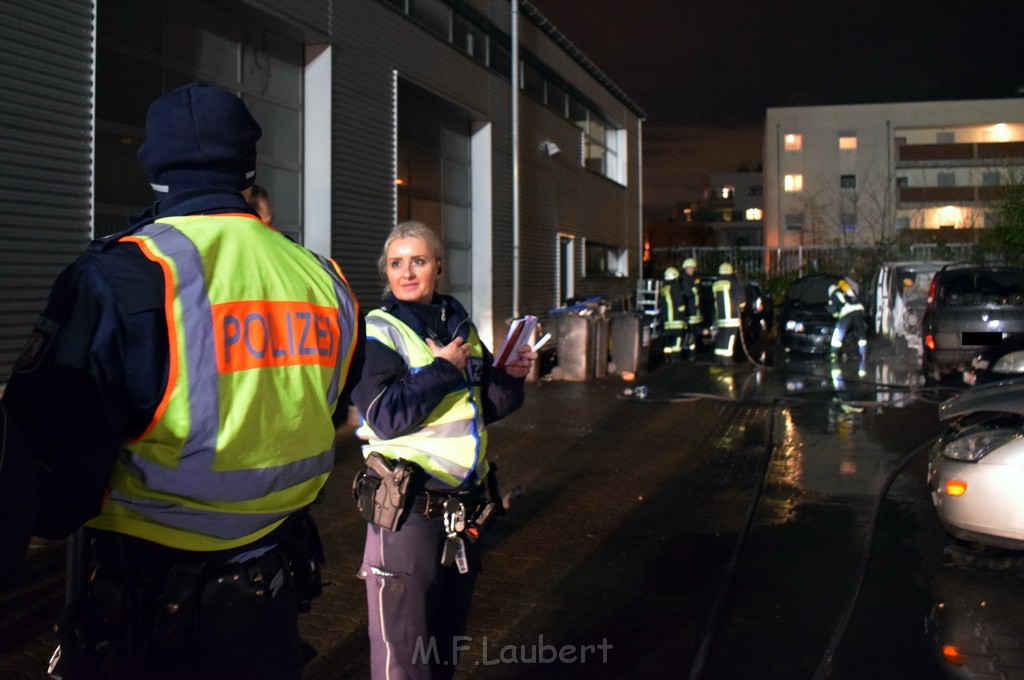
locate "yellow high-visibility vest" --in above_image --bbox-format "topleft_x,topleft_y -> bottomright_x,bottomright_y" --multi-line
87,213 -> 359,551
356,309 -> 488,487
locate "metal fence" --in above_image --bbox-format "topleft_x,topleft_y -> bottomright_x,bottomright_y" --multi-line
651,243 -> 983,281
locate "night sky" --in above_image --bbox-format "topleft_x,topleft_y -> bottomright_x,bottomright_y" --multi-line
530,0 -> 1024,219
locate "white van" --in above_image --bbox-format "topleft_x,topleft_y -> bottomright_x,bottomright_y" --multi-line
869,261 -> 951,359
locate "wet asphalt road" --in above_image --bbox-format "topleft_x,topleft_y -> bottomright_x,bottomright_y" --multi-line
3,342 -> 1024,679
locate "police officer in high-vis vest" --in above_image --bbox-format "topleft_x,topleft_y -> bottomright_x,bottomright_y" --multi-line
352,221 -> 535,680
712,262 -> 746,365
0,82 -> 363,680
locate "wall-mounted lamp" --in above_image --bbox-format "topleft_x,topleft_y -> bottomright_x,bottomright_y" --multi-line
540,140 -> 561,157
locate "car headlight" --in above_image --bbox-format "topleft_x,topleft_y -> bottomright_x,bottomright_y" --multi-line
992,350 -> 1024,375
940,425 -> 1021,462
785,320 -> 805,333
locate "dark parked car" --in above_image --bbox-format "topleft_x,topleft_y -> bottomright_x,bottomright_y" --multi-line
921,264 -> 1024,383
695,274 -> 774,359
777,273 -> 845,356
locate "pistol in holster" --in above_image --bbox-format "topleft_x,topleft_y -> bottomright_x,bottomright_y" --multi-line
352,452 -> 414,531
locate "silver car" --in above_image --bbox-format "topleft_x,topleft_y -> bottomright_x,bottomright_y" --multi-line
929,378 -> 1024,550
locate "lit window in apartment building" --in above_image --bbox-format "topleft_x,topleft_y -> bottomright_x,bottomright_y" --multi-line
784,134 -> 802,151
840,174 -> 856,190
746,208 -> 763,221
784,174 -> 803,192
839,135 -> 857,150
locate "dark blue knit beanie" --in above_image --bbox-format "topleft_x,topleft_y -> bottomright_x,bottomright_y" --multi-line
137,81 -> 262,197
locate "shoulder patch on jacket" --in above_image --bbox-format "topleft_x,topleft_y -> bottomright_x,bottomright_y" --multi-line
13,317 -> 59,374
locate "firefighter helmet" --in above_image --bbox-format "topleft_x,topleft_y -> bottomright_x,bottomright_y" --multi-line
663,266 -> 680,280
682,258 -> 697,270
718,262 -> 734,275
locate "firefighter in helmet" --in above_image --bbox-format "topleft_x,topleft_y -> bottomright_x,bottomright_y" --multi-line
827,277 -> 868,369
712,262 -> 745,365
660,266 -> 687,362
679,258 -> 701,358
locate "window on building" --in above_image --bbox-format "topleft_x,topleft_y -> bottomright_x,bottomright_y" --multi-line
546,80 -> 568,117
584,240 -> 628,278
785,213 -> 803,231
937,172 -> 956,187
896,177 -> 909,189
575,109 -> 625,185
985,211 -> 997,228
520,60 -> 545,103
748,185 -> 762,197
983,171 -> 1001,187
896,216 -> 910,230
489,40 -> 510,77
408,0 -> 452,41
558,234 -> 575,305
936,131 -> 955,144
841,213 -> 857,232
453,15 -> 487,66
840,174 -> 856,190
746,208 -> 763,221
784,174 -> 803,192
784,133 -> 802,151
839,135 -> 857,150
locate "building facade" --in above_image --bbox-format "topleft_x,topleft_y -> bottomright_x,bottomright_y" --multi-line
0,0 -> 644,379
763,99 -> 1024,249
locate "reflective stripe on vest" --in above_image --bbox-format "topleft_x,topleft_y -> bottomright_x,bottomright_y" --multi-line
356,310 -> 487,487
88,214 -> 359,549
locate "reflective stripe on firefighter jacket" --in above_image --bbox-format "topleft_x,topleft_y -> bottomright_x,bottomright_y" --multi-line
86,214 -> 359,551
356,309 -> 488,488
712,278 -> 742,329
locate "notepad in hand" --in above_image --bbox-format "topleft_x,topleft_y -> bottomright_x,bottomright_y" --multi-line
493,315 -> 538,368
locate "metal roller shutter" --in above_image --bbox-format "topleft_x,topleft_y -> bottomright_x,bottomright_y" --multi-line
0,0 -> 94,380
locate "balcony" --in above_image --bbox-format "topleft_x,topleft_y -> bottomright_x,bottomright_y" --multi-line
898,185 -> 1005,205
896,141 -> 1024,167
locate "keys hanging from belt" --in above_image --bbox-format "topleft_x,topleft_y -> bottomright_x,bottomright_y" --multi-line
441,498 -> 469,574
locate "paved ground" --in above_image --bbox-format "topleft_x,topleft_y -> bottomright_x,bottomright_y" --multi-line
3,350 -> 1022,679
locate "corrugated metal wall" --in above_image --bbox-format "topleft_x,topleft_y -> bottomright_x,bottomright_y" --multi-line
0,1 -> 94,381
0,0 -> 642,379
330,0 -> 521,340
329,1 -> 640,340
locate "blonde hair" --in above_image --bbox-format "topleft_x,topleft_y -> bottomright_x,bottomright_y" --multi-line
378,220 -> 445,295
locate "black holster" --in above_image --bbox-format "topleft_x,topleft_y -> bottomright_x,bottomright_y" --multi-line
352,452 -> 414,531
